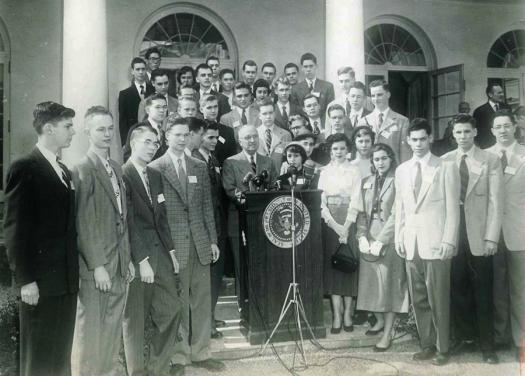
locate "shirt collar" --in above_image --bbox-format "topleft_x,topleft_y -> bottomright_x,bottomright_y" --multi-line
130,159 -> 147,176
373,107 -> 390,120
306,78 -> 316,87
494,141 -> 517,156
168,149 -> 186,170
243,150 -> 257,163
456,145 -> 476,163
199,148 -> 210,162
91,148 -> 111,166
36,142 -> 59,165
411,151 -> 432,167
235,106 -> 249,117
488,100 -> 499,111
350,107 -> 363,117
134,81 -> 146,94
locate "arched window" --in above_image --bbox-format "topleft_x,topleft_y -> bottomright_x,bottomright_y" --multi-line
487,30 -> 525,68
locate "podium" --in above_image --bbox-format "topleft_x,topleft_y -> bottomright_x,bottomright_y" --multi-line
242,189 -> 325,345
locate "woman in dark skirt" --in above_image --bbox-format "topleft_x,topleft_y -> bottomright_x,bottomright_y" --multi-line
318,134 -> 361,334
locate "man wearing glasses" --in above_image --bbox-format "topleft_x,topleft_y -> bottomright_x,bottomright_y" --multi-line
145,47 -> 162,82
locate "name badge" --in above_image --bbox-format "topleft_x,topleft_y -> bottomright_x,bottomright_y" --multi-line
390,125 -> 399,132
311,91 -> 320,98
215,167 -> 221,174
382,130 -> 392,139
363,182 -> 373,189
275,147 -> 283,154
157,193 -> 165,203
218,136 -> 226,144
505,166 -> 517,175
297,178 -> 305,185
233,121 -> 241,128
188,176 -> 198,183
70,181 -> 75,190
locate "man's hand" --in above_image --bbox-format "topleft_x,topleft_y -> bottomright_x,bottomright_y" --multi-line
139,259 -> 154,284
370,241 -> 384,256
94,266 -> 111,292
211,244 -> 220,263
359,237 -> 370,254
439,242 -> 456,260
170,250 -> 180,274
21,282 -> 39,306
127,262 -> 135,283
395,242 -> 406,258
483,240 -> 497,256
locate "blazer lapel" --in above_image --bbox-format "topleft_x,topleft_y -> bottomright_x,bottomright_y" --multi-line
379,176 -> 394,199
88,151 -> 120,213
160,154 -> 188,205
415,156 -> 439,209
128,162 -> 153,210
465,148 -> 483,198
270,128 -> 282,153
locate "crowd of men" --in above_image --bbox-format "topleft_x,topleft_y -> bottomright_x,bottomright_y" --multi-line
4,46 -> 525,375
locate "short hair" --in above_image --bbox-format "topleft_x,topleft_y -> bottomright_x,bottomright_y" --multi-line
242,60 -> 257,71
451,113 -> 476,128
370,143 -> 397,174
486,83 -> 502,96
150,68 -> 169,82
257,97 -> 274,110
327,103 -> 346,117
288,114 -> 312,132
262,62 -> 277,72
177,66 -> 195,84
233,82 -> 252,95
514,105 -> 525,118
282,142 -> 307,164
131,57 -> 146,69
195,63 -> 212,76
177,84 -> 195,96
351,125 -> 376,146
408,118 -> 432,136
178,96 -> 197,107
33,101 -> 75,134
166,116 -> 189,133
300,52 -> 317,65
369,79 -> 389,92
293,132 -> 316,143
273,76 -> 290,90
200,94 -> 218,108
188,117 -> 207,133
145,47 -> 161,60
337,66 -> 355,78
326,133 -> 351,150
130,123 -> 158,143
350,81 -> 366,94
204,121 -> 219,132
253,78 -> 270,93
85,105 -> 112,120
302,93 -> 319,106
206,56 -> 219,65
284,62 -> 299,72
493,109 -> 515,125
144,93 -> 167,107
219,68 -> 234,80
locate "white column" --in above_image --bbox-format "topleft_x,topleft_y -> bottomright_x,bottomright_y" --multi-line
325,0 -> 365,96
62,0 -> 108,167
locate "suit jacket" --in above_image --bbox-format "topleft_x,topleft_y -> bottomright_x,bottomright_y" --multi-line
394,154 -> 460,260
122,161 -> 175,271
222,152 -> 278,237
73,150 -> 130,279
137,94 -> 179,123
273,102 -> 303,130
442,147 -> 503,255
473,102 -> 511,149
325,105 -> 371,140
149,153 -> 217,270
291,78 -> 335,118
486,142 -> 525,250
4,148 -> 78,296
195,87 -> 231,120
214,121 -> 238,165
220,105 -> 261,140
358,109 -> 411,163
356,174 -> 396,245
122,120 -> 168,162
257,125 -> 293,171
118,83 -> 155,145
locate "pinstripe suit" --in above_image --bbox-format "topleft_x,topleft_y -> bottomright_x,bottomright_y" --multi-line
149,151 -> 217,365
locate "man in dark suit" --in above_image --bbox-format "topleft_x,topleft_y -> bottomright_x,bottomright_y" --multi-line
206,56 -> 222,93
291,52 -> 335,119
284,62 -> 300,87
200,93 -> 237,164
273,76 -> 303,130
137,69 -> 179,122
222,125 -> 278,311
303,94 -> 326,140
241,60 -> 258,92
473,84 -> 511,149
195,63 -> 231,119
145,47 -> 162,82
118,57 -> 154,145
71,106 -> 134,376
326,79 -> 371,135
122,125 -> 183,376
4,102 -> 78,376
149,117 -> 225,374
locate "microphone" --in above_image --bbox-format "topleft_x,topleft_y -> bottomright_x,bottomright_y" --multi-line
242,171 -> 255,185
252,169 -> 269,188
287,165 -> 298,186
303,160 -> 315,182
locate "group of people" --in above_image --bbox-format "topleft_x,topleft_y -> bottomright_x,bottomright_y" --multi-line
4,46 -> 525,376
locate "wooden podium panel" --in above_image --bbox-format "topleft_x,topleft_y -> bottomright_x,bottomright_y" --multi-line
243,190 -> 325,345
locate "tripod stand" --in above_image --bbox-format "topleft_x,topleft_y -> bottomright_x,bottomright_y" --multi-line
260,184 -> 317,364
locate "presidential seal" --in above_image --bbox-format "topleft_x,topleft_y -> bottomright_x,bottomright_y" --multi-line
262,196 -> 311,249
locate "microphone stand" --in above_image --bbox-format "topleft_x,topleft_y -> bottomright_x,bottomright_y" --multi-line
260,178 -> 317,365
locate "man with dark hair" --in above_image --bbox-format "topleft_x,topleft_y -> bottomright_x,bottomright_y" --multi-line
326,103 -> 351,138
177,66 -> 195,88
284,62 -> 300,87
206,56 -> 221,92
303,93 -> 325,139
442,114 -> 502,364
5,101 -> 77,376
289,114 -> 313,138
291,52 -> 335,119
219,68 -> 235,106
358,79 -> 411,162
195,63 -> 231,119
118,57 -> 155,144
72,106 -> 134,375
432,102 -> 472,157
395,118 -> 460,366
145,47 -> 162,82
261,62 -> 277,86
122,125 -> 183,376
473,83 -> 511,149
220,82 -> 261,138
138,69 -> 178,122
241,60 -> 258,91
486,110 -> 525,361
273,76 -> 302,130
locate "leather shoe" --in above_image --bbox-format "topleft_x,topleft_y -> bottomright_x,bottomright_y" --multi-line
170,364 -> 185,376
482,351 -> 499,364
374,341 -> 392,352
192,359 -> 226,372
450,339 -> 476,355
431,352 -> 450,366
330,325 -> 342,334
412,347 -> 436,361
365,327 -> 384,336
215,319 -> 226,328
343,324 -> 354,332
211,327 -> 223,339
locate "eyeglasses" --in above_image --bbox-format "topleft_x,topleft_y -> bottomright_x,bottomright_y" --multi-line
492,123 -> 514,131
139,139 -> 160,149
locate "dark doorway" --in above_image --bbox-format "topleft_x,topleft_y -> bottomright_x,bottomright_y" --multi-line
388,71 -> 430,120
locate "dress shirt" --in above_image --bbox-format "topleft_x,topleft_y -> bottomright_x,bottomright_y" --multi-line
309,117 -> 322,132
223,92 -> 233,106
200,88 -> 212,99
134,81 -> 147,98
148,118 -> 162,136
350,107 -> 364,120
492,141 -> 517,159
455,145 -> 477,169
488,100 -> 500,112
235,106 -> 251,119
130,159 -> 150,197
306,78 -> 317,90
93,150 -> 123,215
243,150 -> 257,165
168,150 -> 187,175
198,149 -> 211,163
36,142 -> 67,186
371,107 -> 390,132
278,101 -> 290,115
409,151 -> 432,188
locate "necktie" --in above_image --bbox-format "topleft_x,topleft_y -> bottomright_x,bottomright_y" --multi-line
241,109 -> 248,125
177,158 -> 187,199
139,84 -> 145,98
413,161 -> 422,200
313,121 -> 319,135
250,155 -> 256,173
282,105 -> 288,125
459,155 -> 469,204
56,157 -> 70,188
308,81 -> 313,92
142,167 -> 152,203
378,112 -> 384,130
345,98 -> 351,117
265,128 -> 272,155
501,150 -> 508,171
494,103 -> 499,112
351,113 -> 358,128
104,160 -> 123,215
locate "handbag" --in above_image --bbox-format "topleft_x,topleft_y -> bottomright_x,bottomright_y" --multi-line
331,242 -> 359,273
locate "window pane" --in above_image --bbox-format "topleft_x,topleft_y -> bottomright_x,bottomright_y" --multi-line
445,71 -> 460,92
437,74 -> 446,95
504,78 -> 521,108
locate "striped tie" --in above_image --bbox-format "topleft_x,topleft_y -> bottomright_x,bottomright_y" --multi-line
265,128 -> 272,155
459,155 -> 469,204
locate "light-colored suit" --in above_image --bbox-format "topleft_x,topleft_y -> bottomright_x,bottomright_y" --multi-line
71,150 -> 130,376
257,125 -> 292,171
487,142 -> 525,348
137,94 -> 179,123
358,109 -> 411,163
220,105 -> 261,140
395,153 -> 460,354
149,152 -> 216,365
